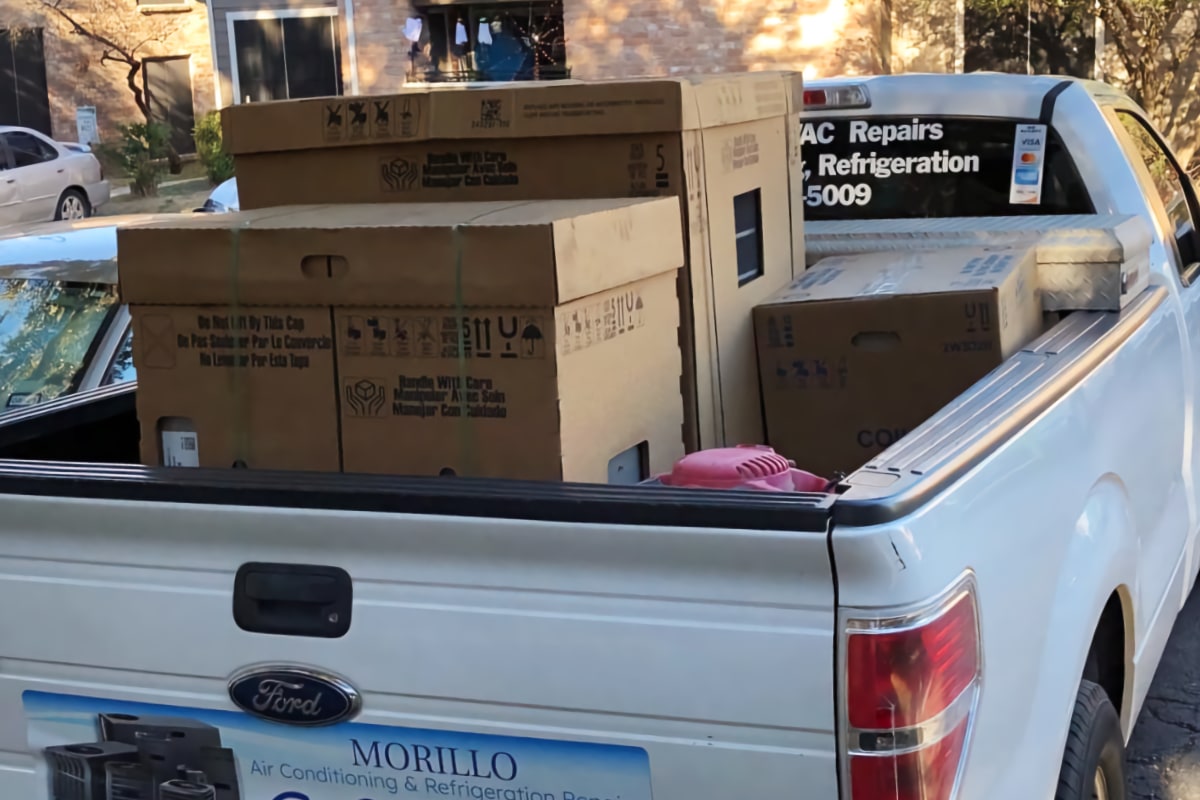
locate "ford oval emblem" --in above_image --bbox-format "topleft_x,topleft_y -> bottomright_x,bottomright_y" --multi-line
227,665 -> 361,727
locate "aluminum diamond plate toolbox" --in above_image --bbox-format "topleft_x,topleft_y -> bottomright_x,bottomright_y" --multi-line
803,214 -> 1152,311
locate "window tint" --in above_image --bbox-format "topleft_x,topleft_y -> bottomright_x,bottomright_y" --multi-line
105,327 -> 136,386
799,116 -> 1093,221
1114,110 -> 1195,241
3,131 -> 57,168
733,189 -> 764,286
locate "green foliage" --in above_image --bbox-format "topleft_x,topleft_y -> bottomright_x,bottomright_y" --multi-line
193,111 -> 235,186
97,121 -> 170,197
0,279 -> 119,404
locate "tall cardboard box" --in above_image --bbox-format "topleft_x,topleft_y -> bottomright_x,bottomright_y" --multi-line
117,198 -> 686,482
753,245 -> 1044,477
220,72 -> 807,453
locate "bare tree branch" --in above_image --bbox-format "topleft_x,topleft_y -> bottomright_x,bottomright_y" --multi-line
24,0 -> 184,124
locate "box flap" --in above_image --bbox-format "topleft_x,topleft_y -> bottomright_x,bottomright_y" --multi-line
221,72 -> 802,155
117,197 -> 684,307
764,245 -> 1036,305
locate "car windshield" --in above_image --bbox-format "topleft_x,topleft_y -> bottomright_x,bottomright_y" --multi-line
0,279 -> 118,408
799,115 -> 1095,221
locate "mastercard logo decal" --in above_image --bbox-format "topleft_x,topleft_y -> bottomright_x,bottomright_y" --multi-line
1020,152 -> 1038,164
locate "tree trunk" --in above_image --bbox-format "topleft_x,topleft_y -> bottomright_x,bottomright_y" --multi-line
130,62 -> 184,174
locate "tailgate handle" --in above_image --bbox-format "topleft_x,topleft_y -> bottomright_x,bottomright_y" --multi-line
233,562 -> 352,638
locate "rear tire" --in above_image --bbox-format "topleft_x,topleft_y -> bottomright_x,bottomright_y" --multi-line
1055,680 -> 1127,800
55,189 -> 90,221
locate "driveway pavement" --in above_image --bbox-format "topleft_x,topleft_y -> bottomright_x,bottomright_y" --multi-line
1129,588 -> 1200,798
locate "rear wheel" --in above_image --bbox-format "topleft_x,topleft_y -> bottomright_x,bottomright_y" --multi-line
55,189 -> 90,221
1055,679 -> 1127,800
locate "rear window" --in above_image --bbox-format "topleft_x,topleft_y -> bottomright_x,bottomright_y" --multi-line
799,116 -> 1094,221
0,279 -> 118,408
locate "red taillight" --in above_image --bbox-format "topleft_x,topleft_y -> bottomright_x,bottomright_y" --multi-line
803,89 -> 828,107
847,591 -> 979,729
800,84 -> 871,110
842,576 -> 981,800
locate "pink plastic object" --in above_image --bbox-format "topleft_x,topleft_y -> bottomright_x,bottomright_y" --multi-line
656,444 -> 830,493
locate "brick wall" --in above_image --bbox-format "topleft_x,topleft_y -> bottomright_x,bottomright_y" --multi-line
562,0 -> 888,80
341,0 -> 925,92
9,0 -> 215,144
339,0 -> 418,94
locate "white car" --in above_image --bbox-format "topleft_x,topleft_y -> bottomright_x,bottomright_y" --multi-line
195,176 -> 239,213
0,125 -> 110,227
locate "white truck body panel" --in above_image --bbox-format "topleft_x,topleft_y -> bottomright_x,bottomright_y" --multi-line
0,494 -> 838,798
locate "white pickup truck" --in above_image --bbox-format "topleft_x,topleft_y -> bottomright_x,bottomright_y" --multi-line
0,73 -> 1195,800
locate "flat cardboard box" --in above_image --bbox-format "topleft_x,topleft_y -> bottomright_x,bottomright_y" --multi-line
754,245 -> 1043,477
803,214 -> 1152,311
221,72 -> 807,452
119,198 -> 686,481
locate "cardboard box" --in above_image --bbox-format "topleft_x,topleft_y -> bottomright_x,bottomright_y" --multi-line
220,72 -> 807,452
118,198 -> 687,482
753,245 -> 1043,477
803,214 -> 1152,311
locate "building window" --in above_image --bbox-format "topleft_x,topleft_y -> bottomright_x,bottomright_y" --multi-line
734,189 -> 764,286
230,11 -> 343,103
963,0 -> 1095,77
0,28 -> 52,135
410,0 -> 568,83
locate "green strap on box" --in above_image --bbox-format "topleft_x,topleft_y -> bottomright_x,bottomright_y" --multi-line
451,223 -> 475,477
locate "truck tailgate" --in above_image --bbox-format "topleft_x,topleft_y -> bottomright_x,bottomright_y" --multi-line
0,492 -> 839,800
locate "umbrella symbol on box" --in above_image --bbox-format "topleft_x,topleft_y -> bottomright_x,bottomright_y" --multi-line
521,320 -> 544,358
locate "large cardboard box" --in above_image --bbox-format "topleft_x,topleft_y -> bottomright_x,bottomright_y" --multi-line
753,245 -> 1044,477
220,72 -> 806,452
118,198 -> 686,482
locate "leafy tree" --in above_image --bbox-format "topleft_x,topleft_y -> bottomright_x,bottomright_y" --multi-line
877,0 -> 1200,167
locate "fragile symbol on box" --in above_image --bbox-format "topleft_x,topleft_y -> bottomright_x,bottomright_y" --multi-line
343,377 -> 388,417
348,100 -> 370,140
413,317 -> 437,357
323,103 -> 344,142
397,96 -> 419,137
393,318 -> 411,356
365,316 -> 389,355
372,100 -> 391,137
